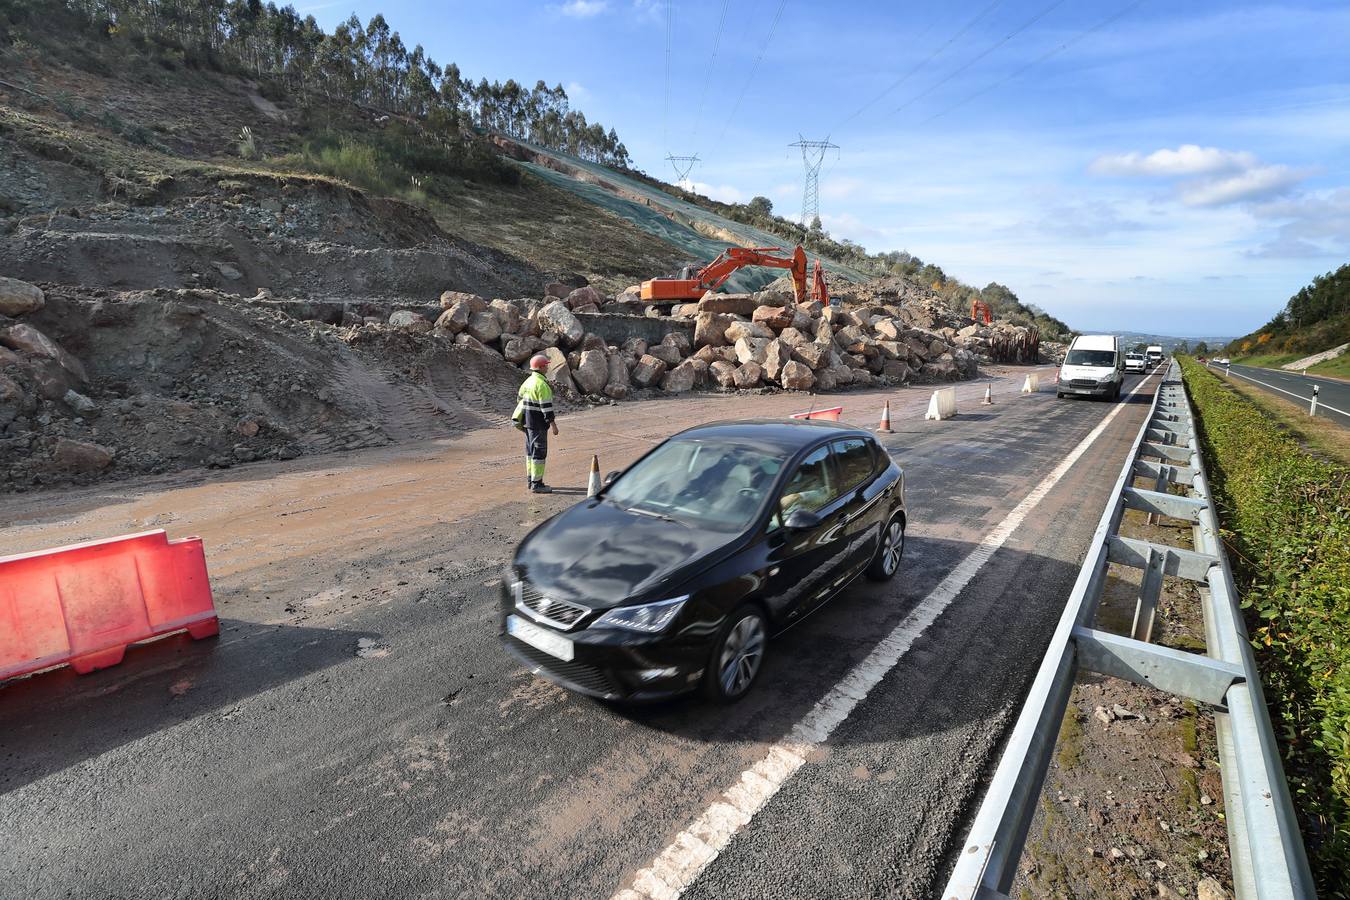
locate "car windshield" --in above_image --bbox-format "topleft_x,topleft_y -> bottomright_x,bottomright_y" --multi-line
606,438 -> 783,531
1065,349 -> 1116,367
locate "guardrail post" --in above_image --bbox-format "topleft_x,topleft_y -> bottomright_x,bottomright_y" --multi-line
1309,385 -> 1319,417
1130,546 -> 1165,642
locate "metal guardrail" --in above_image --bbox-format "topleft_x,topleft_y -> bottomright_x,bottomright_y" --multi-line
942,362 -> 1316,900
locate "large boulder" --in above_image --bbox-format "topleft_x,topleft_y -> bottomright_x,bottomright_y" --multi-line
622,337 -> 648,358
0,277 -> 44,317
565,285 -> 603,309
673,302 -> 701,318
814,318 -> 834,344
52,438 -> 114,473
661,331 -> 693,356
835,325 -> 872,355
574,349 -> 610,395
780,360 -> 815,391
388,310 -> 431,332
631,354 -> 668,388
465,310 -> 503,344
752,304 -> 795,331
874,318 -> 904,340
709,360 -> 737,388
489,299 -> 522,334
695,344 -> 738,364
440,290 -> 486,312
648,343 -> 683,367
433,303 -> 470,334
1,324 -> 87,382
660,360 -> 698,393
697,292 -> 758,316
734,336 -> 770,366
762,339 -> 793,383
694,312 -> 731,347
882,359 -> 910,382
724,320 -> 775,343
827,364 -> 855,386
537,300 -> 585,347
604,351 -> 632,399
750,290 -> 791,308
792,342 -> 830,370
501,335 -> 543,364
732,362 -> 763,389
778,326 -> 809,348
541,346 -> 579,397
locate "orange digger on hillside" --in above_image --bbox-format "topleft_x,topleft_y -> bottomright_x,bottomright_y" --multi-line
640,245 -> 831,305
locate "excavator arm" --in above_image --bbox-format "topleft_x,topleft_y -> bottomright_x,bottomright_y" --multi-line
641,245 -> 811,303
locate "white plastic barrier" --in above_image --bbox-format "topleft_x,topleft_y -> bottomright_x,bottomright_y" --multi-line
1021,374 -> 1040,393
925,387 -> 957,421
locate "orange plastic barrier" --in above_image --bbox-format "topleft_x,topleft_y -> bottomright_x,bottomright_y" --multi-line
0,530 -> 218,681
791,406 -> 843,422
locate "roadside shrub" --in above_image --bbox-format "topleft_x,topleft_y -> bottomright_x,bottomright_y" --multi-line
1181,358 -> 1350,895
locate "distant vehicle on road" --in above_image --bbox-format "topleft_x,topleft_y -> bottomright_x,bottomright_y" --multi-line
1146,345 -> 1164,366
1124,352 -> 1146,373
500,420 -> 906,703
1057,334 -> 1124,400
1214,357 -> 1230,366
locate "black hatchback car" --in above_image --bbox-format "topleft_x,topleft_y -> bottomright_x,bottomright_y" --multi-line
499,419 -> 906,703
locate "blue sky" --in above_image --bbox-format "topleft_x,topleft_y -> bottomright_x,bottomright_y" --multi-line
303,1 -> 1350,336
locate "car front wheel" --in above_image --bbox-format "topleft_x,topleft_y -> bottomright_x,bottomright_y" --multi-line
703,606 -> 768,703
865,513 -> 905,581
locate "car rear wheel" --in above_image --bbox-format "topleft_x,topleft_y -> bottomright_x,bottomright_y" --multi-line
703,606 -> 767,703
865,513 -> 905,581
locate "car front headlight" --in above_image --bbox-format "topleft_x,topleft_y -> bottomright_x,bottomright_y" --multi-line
594,595 -> 690,633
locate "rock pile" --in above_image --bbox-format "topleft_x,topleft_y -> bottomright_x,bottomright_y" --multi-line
402,281 -> 991,399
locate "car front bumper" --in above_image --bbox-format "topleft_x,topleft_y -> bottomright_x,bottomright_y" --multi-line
499,602 -> 711,701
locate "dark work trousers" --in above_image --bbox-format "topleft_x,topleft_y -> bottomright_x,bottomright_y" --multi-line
525,427 -> 549,485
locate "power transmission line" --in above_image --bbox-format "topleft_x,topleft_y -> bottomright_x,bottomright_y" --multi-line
666,154 -> 701,187
891,0 -> 1069,116
716,0 -> 789,143
832,0 -> 1004,132
918,0 -> 1150,126
690,0 -> 734,146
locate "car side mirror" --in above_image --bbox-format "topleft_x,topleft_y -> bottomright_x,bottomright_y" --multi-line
603,470 -> 621,487
783,508 -> 822,531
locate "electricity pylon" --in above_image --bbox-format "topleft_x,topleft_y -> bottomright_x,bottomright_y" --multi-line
789,136 -> 839,227
666,154 -> 700,189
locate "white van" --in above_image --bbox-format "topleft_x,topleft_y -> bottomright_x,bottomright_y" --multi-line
1146,345 -> 1164,367
1057,334 -> 1124,400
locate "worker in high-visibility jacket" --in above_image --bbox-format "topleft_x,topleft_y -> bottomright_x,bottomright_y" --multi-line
513,354 -> 558,493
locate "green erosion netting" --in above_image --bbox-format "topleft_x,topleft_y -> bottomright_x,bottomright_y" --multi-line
509,140 -> 874,294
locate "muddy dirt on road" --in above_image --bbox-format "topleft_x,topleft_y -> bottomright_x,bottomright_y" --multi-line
0,368 -> 1158,899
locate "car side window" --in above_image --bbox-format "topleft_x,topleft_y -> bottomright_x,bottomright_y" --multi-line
832,438 -> 874,495
776,445 -> 834,521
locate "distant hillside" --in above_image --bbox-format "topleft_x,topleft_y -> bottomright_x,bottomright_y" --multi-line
1225,263 -> 1350,362
1118,333 -> 1234,355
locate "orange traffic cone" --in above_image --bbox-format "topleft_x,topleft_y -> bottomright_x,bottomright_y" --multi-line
877,401 -> 893,433
982,384 -> 993,405
587,454 -> 602,497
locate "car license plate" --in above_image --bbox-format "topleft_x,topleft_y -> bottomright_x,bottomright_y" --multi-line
507,615 -> 574,661
1073,388 -> 1093,394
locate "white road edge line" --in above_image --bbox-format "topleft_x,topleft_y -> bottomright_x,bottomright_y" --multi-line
1216,365 -> 1350,420
611,371 -> 1162,900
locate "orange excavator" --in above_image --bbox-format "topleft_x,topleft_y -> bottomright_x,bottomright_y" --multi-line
641,245 -> 830,305
971,298 -> 992,325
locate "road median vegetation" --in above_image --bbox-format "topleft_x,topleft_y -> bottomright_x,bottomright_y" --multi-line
1181,357 -> 1349,893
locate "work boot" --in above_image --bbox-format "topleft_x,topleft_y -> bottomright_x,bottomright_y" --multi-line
530,482 -> 553,494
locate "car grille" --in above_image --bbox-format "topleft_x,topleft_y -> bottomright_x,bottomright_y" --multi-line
517,580 -> 590,629
1069,379 -> 1100,390
507,638 -> 621,698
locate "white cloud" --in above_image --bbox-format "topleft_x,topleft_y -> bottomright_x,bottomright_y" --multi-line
559,0 -> 608,18
565,81 -> 590,102
680,180 -> 745,204
1178,164 -> 1305,207
1245,188 -> 1350,258
1089,144 -> 1256,177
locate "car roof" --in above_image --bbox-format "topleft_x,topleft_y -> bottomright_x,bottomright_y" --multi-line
669,418 -> 873,452
1070,334 -> 1118,351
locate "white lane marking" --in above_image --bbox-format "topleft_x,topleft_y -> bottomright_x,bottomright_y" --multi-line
1216,365 -> 1350,420
611,372 -> 1161,900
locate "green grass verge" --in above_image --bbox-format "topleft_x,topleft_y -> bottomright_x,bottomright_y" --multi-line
1181,357 -> 1350,896
1234,350 -> 1350,380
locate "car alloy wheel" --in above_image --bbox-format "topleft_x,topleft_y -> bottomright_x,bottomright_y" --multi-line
709,609 -> 766,701
866,514 -> 905,581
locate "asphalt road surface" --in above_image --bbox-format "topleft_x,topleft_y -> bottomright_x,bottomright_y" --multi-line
0,368 -> 1158,900
1213,361 -> 1350,426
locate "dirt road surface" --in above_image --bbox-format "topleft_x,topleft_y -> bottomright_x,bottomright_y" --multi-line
0,368 -> 1161,899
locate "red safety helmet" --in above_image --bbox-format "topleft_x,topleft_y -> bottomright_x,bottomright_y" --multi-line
529,354 -> 550,371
